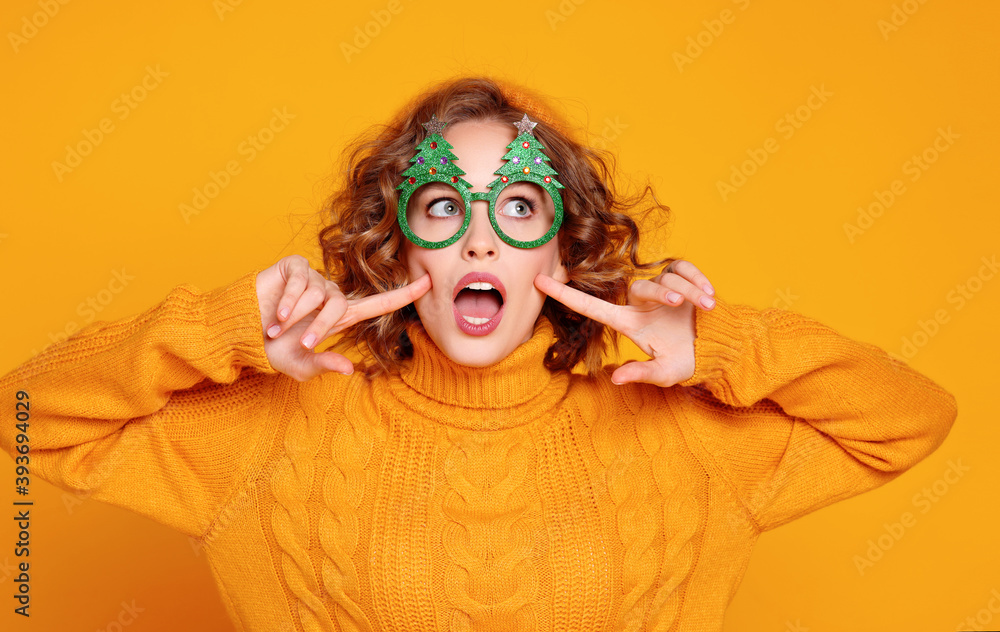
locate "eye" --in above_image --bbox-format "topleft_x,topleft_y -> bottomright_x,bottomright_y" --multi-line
499,198 -> 535,218
428,198 -> 462,218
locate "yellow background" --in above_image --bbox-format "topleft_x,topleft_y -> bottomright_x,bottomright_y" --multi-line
1,0 -> 997,630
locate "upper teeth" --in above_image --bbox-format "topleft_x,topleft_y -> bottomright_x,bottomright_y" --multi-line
465,282 -> 495,291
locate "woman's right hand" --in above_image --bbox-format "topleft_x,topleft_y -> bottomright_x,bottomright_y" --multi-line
255,255 -> 431,382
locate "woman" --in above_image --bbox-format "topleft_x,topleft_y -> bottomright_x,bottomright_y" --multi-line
0,76 -> 957,631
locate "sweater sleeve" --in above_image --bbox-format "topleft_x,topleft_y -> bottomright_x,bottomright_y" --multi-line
0,269 -> 282,539
671,296 -> 958,532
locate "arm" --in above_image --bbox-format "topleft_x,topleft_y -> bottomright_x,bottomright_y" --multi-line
0,269 -> 282,538
672,296 -> 958,531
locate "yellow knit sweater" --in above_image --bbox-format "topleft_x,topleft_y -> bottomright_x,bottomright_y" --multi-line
0,269 -> 958,631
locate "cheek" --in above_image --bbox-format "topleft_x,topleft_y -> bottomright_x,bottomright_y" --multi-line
401,244 -> 423,279
401,247 -> 446,315
539,243 -> 567,278
512,248 -> 564,299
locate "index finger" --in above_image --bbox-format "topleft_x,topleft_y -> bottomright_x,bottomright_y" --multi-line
341,273 -> 432,327
665,260 -> 714,296
534,273 -> 621,329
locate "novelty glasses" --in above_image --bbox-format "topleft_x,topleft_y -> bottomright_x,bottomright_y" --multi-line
396,113 -> 565,249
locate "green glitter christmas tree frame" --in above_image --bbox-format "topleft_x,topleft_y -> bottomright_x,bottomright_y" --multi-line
396,113 -> 565,249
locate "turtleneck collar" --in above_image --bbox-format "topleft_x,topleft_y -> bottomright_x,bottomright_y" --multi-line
383,316 -> 571,431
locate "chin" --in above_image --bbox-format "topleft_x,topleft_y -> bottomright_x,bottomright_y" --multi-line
447,345 -> 508,368
416,296 -> 539,367
436,323 -> 519,368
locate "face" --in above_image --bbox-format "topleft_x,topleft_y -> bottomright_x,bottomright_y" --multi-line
401,120 -> 569,368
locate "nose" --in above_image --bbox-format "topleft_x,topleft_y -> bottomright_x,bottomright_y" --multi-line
461,200 -> 498,260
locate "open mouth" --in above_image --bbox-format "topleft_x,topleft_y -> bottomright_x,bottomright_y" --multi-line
455,284 -> 504,324
452,272 -> 506,327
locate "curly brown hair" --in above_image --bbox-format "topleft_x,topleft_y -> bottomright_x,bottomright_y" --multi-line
318,75 -> 675,377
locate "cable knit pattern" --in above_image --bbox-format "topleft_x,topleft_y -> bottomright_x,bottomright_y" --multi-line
441,424 -> 539,631
589,390 -> 668,631
369,409 -> 437,631
632,387 -> 701,631
0,268 -> 959,632
318,374 -> 377,632
535,405 -> 612,631
269,382 -> 334,631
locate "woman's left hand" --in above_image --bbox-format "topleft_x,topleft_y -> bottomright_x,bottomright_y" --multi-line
534,259 -> 716,387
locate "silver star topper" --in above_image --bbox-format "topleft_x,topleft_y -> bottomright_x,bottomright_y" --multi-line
422,114 -> 447,136
513,113 -> 538,136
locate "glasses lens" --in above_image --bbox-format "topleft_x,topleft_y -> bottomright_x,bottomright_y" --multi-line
492,181 -> 557,244
404,182 -> 467,244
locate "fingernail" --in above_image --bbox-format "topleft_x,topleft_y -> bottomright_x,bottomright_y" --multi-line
267,324 -> 281,338
279,307 -> 289,319
703,284 -> 714,296
667,292 -> 682,303
337,369 -> 354,376
301,334 -> 316,349
701,296 -> 715,308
